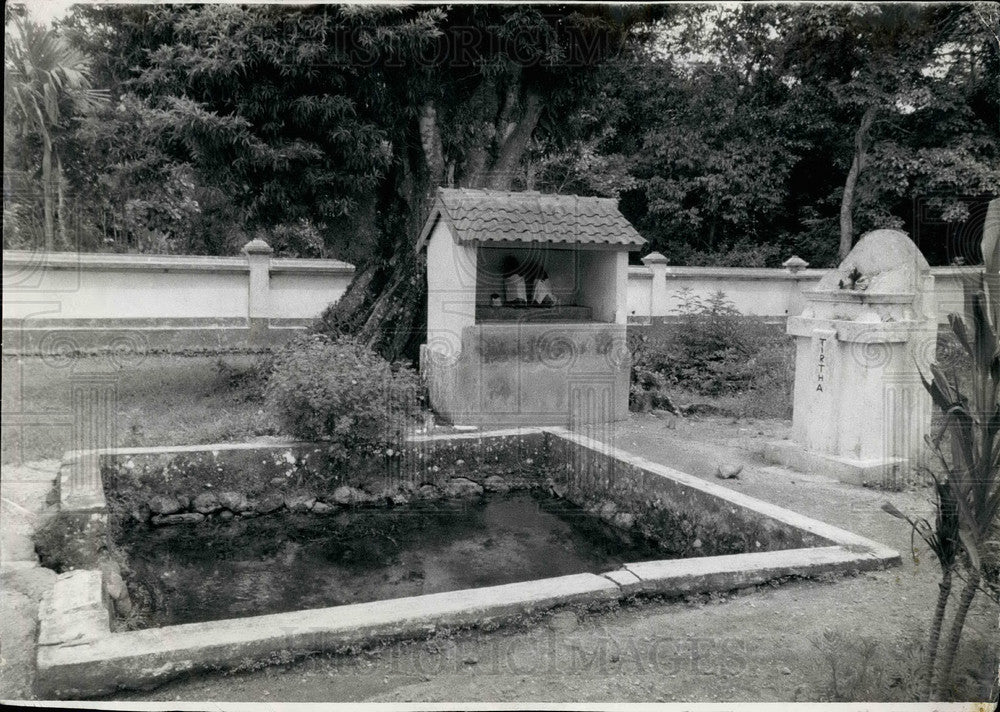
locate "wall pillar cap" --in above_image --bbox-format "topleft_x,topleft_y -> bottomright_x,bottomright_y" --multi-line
641,252 -> 669,266
242,238 -> 273,256
783,255 -> 809,273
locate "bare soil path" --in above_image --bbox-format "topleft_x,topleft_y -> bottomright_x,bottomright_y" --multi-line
0,460 -> 59,699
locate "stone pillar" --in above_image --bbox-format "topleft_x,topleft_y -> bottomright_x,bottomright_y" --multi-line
243,238 -> 273,346
765,230 -> 937,486
783,255 -> 810,318
641,251 -> 669,319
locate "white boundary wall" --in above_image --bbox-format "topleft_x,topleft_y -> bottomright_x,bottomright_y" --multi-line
627,263 -> 979,326
1,249 -> 976,330
2,248 -> 354,323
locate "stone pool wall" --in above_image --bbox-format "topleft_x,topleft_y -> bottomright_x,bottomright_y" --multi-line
87,428 -> 836,631
99,430 -> 825,564
101,433 -> 552,530
543,432 -> 831,557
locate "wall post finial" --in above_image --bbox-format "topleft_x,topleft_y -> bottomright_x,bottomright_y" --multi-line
783,255 -> 809,274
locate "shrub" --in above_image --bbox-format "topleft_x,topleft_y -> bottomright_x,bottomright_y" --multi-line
629,289 -> 794,417
264,334 -> 421,453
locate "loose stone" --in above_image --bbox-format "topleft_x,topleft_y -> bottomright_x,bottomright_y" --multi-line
612,512 -> 636,529
283,494 -> 316,513
192,492 -> 221,514
417,484 -> 440,500
147,495 -> 182,516
332,485 -> 368,505
444,477 -> 484,498
218,491 -> 248,512
483,475 -> 510,493
254,493 -> 285,514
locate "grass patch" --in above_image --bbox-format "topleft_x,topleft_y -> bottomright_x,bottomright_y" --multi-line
806,626 -> 998,702
1,354 -> 276,464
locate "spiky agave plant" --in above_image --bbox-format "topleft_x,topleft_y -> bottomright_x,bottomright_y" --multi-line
882,477 -> 960,701
920,290 -> 1000,700
921,198 -> 1000,700
884,198 -> 1000,701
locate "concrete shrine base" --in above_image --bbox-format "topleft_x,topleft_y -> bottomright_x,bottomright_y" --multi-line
763,440 -> 908,488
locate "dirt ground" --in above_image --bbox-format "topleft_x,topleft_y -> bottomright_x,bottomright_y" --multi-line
96,414 -> 997,704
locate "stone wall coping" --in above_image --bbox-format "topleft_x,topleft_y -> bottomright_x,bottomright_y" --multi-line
2,250 -> 354,275
268,257 -> 355,275
786,316 -> 936,342
465,322 -> 627,333
61,439 -> 308,462
4,250 -> 248,273
804,290 -> 917,303
60,430 -> 550,463
627,264 -> 981,281
626,265 -> 828,281
405,427 -> 548,443
620,545 -> 892,595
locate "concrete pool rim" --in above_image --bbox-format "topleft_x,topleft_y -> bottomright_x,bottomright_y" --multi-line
37,426 -> 901,698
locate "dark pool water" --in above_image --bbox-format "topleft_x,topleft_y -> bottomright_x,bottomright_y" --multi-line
124,491 -> 665,628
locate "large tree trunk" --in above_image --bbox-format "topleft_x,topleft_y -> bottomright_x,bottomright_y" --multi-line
317,80 -> 547,363
487,87 -> 543,190
838,106 -> 876,261
417,102 -> 445,188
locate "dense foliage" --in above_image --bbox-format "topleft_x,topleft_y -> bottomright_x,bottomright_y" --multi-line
4,4 -> 998,356
533,4 -> 1000,267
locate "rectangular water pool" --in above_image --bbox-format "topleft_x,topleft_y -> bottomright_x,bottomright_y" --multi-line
37,427 -> 900,699
125,490 -> 666,627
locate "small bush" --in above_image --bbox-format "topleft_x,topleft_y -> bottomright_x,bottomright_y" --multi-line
629,289 -> 793,417
264,334 -> 421,453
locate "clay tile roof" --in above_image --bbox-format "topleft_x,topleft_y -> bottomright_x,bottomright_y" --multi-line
417,188 -> 645,251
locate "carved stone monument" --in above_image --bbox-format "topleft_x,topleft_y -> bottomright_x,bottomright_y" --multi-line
765,229 -> 937,486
